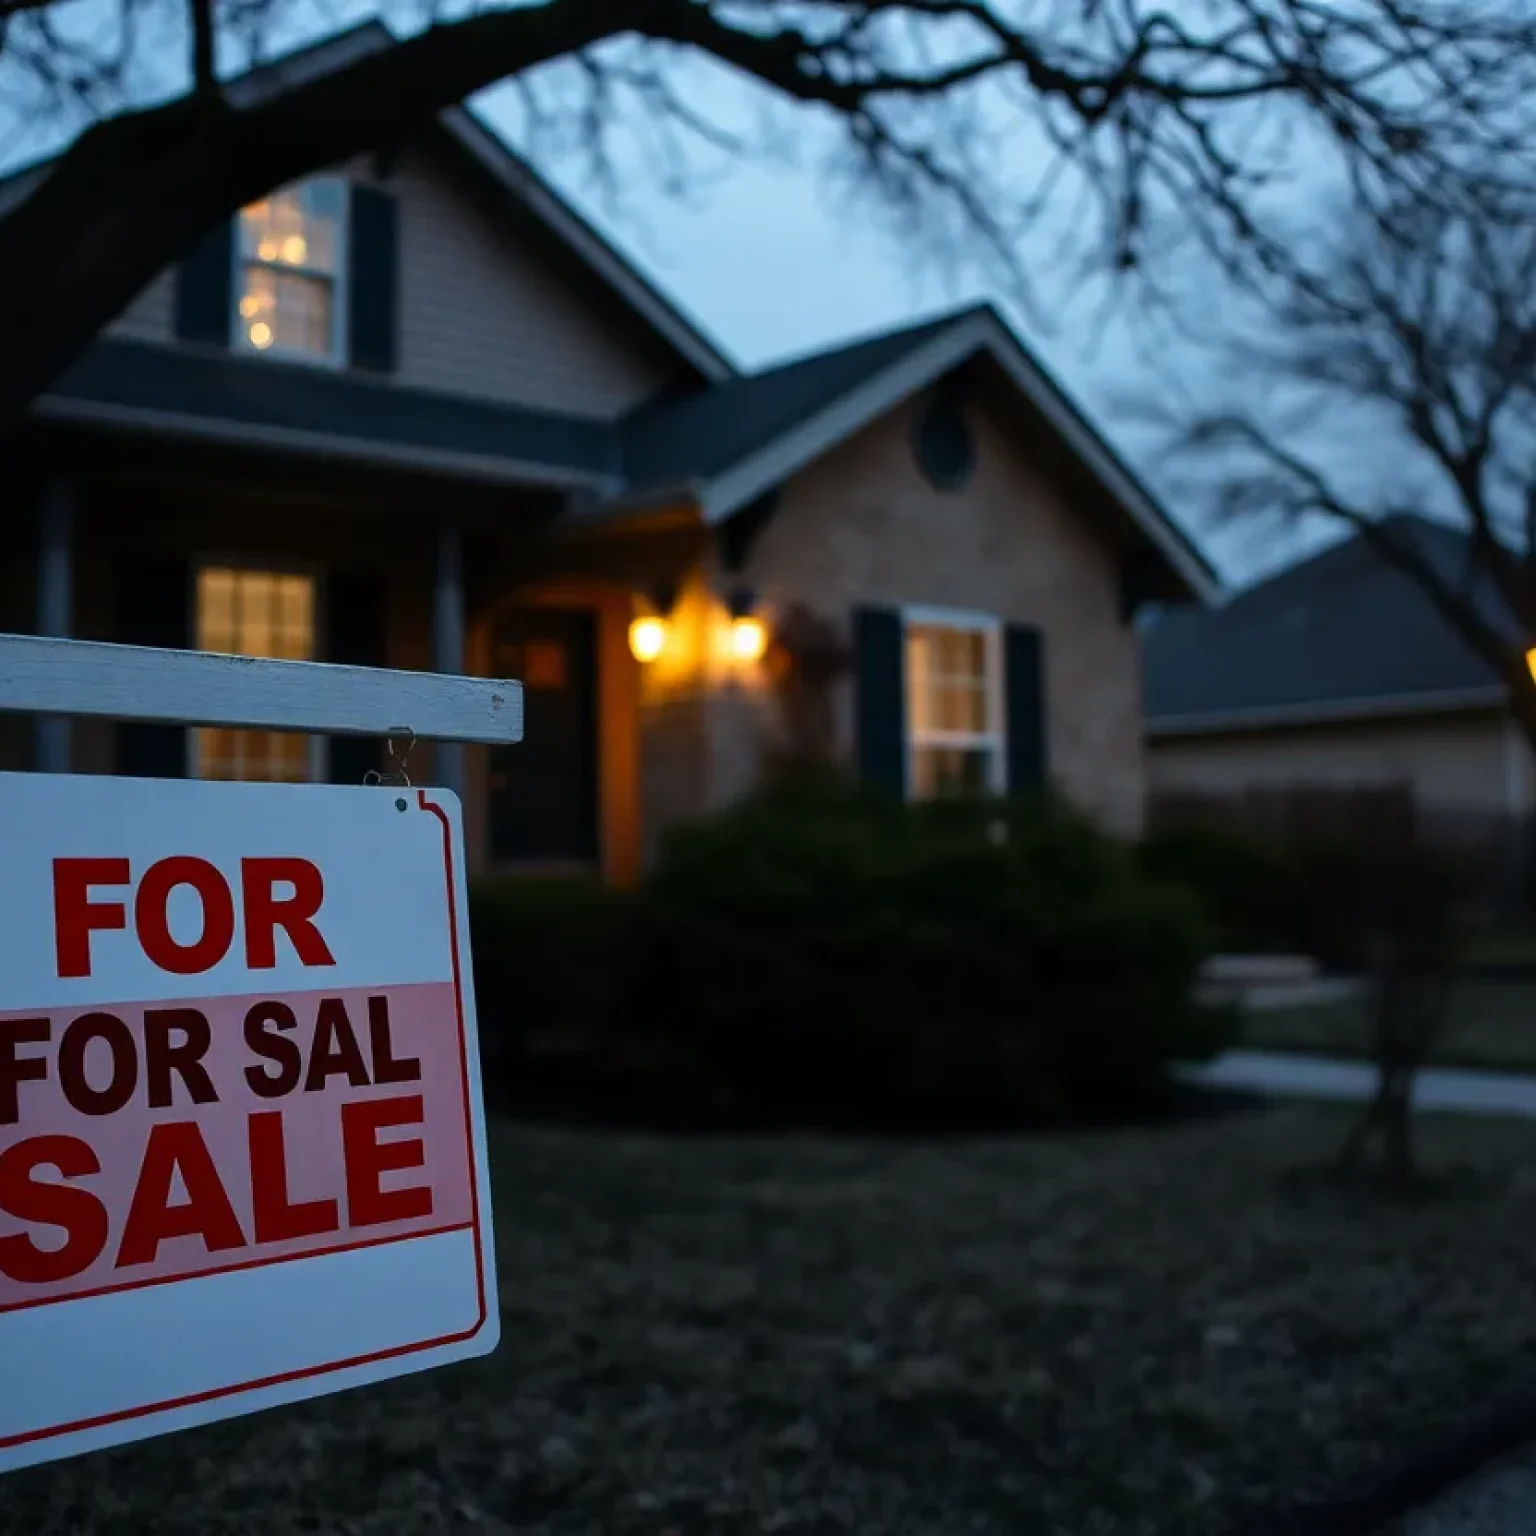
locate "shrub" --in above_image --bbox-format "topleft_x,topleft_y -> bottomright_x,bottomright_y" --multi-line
624,781 -> 1232,1129
1137,823 -> 1312,955
467,874 -> 633,1090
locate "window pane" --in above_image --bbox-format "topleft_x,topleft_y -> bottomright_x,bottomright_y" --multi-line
912,745 -> 994,800
240,182 -> 340,273
194,568 -> 316,784
906,628 -> 933,734
238,265 -> 333,357
196,567 -> 235,654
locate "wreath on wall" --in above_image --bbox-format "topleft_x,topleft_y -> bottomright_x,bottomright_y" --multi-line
762,603 -> 852,775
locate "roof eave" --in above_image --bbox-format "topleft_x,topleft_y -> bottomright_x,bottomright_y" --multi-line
1146,684 -> 1510,739
691,309 -> 1220,605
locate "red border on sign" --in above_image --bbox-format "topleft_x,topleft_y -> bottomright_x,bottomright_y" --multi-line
0,790 -> 490,1452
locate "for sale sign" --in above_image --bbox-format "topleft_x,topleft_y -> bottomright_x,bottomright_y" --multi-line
0,772 -> 498,1473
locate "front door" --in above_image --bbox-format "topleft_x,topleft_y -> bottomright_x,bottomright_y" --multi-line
487,608 -> 599,864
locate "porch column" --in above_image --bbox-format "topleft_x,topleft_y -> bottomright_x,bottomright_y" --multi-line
433,523 -> 467,800
34,477 -> 74,773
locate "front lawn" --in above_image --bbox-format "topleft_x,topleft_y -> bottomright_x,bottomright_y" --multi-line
1246,981 -> 1536,1075
8,1104 -> 1536,1535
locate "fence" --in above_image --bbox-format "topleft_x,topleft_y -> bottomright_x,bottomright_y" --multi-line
1148,782 -> 1531,922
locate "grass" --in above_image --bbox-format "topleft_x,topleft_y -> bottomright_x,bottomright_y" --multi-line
1246,980 -> 1536,1075
9,1104 -> 1536,1535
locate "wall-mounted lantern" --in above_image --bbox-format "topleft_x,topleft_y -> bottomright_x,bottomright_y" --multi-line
726,586 -> 768,663
629,580 -> 679,664
629,615 -> 666,663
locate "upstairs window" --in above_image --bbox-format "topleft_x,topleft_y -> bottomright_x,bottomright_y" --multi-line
235,178 -> 347,363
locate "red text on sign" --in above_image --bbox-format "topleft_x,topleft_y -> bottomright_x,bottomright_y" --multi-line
0,1094 -> 431,1284
52,857 -> 337,979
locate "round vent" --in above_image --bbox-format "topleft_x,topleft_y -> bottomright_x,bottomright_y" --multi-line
912,393 -> 976,491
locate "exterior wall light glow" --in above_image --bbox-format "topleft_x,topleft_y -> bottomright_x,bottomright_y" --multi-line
1527,646 -> 1536,686
730,615 -> 768,662
629,615 -> 667,663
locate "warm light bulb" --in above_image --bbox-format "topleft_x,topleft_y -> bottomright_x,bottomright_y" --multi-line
239,294 -> 260,318
629,616 -> 666,663
257,238 -> 279,261
281,234 -> 308,264
249,322 -> 273,349
730,615 -> 768,662
1527,646 -> 1536,686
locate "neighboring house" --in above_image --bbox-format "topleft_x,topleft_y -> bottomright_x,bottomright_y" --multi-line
1142,516 -> 1534,829
0,25 -> 1216,884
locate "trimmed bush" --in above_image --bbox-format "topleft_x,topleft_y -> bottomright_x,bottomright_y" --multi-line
1137,823 -> 1313,956
623,780 -> 1232,1128
468,874 -> 633,1089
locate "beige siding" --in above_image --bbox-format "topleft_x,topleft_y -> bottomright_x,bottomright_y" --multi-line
106,141 -> 678,418
1147,711 -> 1535,820
673,397 -> 1146,836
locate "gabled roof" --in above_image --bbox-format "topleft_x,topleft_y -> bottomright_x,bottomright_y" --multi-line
0,21 -> 736,387
620,303 -> 1220,604
1143,517 -> 1513,735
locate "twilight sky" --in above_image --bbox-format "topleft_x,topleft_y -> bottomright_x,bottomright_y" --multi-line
0,8 -> 1354,588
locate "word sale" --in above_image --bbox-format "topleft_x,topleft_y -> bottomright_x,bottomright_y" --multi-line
0,993 -> 433,1289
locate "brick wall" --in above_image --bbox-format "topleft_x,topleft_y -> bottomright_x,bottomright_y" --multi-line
695,393 -> 1147,835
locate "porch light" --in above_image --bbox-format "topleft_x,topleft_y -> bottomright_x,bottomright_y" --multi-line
730,615 -> 768,662
629,615 -> 666,663
1528,646 -> 1536,686
725,585 -> 767,663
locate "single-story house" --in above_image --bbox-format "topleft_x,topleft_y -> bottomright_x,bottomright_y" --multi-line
1142,516 -> 1534,830
0,23 -> 1217,884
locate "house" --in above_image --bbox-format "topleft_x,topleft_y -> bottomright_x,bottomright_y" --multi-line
1142,516 -> 1534,833
0,25 -> 1217,884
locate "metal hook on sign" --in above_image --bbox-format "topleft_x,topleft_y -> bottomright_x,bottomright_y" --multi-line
363,726 -> 415,790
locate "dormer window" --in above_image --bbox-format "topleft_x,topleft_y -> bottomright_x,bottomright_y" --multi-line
234,178 -> 347,364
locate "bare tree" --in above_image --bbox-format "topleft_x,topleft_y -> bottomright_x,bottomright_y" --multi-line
2,0 -> 1535,446
1167,192 -> 1536,747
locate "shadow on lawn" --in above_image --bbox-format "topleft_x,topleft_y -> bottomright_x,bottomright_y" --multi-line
489,1055 -> 1268,1141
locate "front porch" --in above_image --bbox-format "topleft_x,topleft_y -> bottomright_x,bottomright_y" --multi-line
2,432 -> 723,884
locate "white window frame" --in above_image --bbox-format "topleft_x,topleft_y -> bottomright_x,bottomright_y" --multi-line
187,557 -> 328,784
230,176 -> 350,368
901,603 -> 1008,799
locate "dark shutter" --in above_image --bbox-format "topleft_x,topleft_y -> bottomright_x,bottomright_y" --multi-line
326,571 -> 387,784
1004,624 -> 1048,795
115,556 -> 190,779
854,605 -> 905,796
173,220 -> 234,347
347,185 -> 399,373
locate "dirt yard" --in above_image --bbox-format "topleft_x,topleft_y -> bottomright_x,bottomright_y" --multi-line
7,1103 -> 1536,1535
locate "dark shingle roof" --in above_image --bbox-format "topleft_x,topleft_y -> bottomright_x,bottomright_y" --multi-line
1142,518 -> 1514,727
621,310 -> 965,487
49,339 -> 621,482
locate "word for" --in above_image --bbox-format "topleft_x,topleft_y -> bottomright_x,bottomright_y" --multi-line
52,856 -> 337,979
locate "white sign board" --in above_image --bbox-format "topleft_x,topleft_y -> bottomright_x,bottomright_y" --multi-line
0,772 -> 499,1473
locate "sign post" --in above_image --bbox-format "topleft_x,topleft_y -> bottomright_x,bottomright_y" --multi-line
0,638 -> 519,1475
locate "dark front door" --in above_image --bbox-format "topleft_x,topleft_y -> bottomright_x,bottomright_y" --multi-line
488,608 -> 599,864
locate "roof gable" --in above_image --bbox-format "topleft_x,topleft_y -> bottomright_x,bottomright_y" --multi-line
617,304 -> 1219,604
1143,517 -> 1512,731
0,22 -> 736,390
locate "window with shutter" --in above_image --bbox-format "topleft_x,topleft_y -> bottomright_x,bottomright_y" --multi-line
232,178 -> 348,365
902,607 -> 1006,798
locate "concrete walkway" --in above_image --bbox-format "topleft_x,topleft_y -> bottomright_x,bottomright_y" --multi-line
1181,1049 -> 1536,1119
